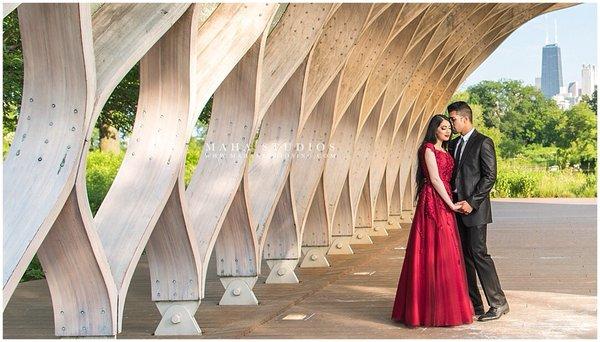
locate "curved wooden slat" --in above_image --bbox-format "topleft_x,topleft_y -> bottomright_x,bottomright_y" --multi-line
258,3 -> 333,120
3,3 -> 118,337
302,177 -> 330,247
246,3 -> 341,273
38,189 -> 117,336
386,112 -> 411,217
323,84 -> 363,237
3,2 -> 18,17
250,59 -> 307,260
292,72 -> 340,240
322,6 -> 416,241
262,178 -> 299,261
378,3 -> 468,133
348,95 -> 382,226
390,3 -> 430,38
381,31 -> 430,129
91,3 -> 194,131
187,3 -> 277,131
185,4 -> 279,294
408,3 -> 458,52
369,103 -> 397,223
361,11 -> 424,130
3,2 -> 95,302
365,3 -> 394,29
91,8 -> 204,331
334,5 -> 401,126
147,172 -> 201,303
301,3 -> 371,124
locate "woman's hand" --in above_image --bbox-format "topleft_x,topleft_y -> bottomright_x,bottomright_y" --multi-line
450,202 -> 463,212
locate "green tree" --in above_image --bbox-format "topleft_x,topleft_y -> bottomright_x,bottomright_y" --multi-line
467,79 -> 561,157
555,103 -> 597,170
582,89 -> 597,113
98,65 -> 139,153
3,11 -> 23,134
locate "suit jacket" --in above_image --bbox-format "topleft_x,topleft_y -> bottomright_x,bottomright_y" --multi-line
448,129 -> 497,227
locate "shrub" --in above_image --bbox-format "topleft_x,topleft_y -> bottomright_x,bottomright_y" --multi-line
494,168 -> 537,198
184,137 -> 203,186
86,150 -> 125,214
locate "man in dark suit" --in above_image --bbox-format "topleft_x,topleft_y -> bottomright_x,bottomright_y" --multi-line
447,101 -> 509,322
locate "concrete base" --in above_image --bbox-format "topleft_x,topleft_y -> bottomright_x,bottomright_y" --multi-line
219,277 -> 258,305
350,228 -> 373,244
265,259 -> 299,284
300,247 -> 330,268
327,236 -> 354,255
154,301 -> 201,336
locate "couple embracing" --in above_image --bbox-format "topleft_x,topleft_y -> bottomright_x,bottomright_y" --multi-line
391,101 -> 510,327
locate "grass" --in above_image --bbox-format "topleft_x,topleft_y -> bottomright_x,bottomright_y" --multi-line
493,158 -> 596,198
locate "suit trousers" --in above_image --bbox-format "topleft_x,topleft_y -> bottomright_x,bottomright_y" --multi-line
457,218 -> 507,309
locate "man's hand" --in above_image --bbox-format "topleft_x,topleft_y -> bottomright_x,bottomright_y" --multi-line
458,201 -> 473,214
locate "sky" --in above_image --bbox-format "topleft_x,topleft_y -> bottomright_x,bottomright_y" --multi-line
460,2 -> 598,90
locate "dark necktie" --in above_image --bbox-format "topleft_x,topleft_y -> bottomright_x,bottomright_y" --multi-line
455,138 -> 465,165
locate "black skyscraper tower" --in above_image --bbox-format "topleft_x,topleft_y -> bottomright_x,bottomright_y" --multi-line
541,43 -> 563,98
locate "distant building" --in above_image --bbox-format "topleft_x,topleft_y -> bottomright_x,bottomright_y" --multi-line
535,77 -> 542,90
581,64 -> 596,96
552,93 -> 571,110
551,82 -> 583,110
568,82 -> 578,97
541,43 -> 564,98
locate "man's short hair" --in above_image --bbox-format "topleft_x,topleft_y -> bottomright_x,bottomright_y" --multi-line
447,101 -> 473,122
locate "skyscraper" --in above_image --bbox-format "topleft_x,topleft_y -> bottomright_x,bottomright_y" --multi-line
541,43 -> 563,98
581,64 -> 596,96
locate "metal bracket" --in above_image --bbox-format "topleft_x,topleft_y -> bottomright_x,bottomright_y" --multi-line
350,228 -> 374,244
300,247 -> 330,268
219,277 -> 258,305
265,259 -> 299,283
154,301 -> 201,336
370,221 -> 389,236
386,215 -> 402,230
327,236 -> 354,255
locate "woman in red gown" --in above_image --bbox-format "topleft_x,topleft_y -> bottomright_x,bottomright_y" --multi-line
391,114 -> 474,327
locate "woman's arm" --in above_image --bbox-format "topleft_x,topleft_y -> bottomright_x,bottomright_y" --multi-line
424,148 -> 459,211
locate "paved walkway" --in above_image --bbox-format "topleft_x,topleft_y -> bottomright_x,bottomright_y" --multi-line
3,200 -> 597,338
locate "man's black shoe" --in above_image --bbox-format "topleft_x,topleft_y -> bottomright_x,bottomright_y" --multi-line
478,303 -> 509,322
474,306 -> 485,316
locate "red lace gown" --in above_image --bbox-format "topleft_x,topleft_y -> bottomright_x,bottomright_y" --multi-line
391,142 -> 473,327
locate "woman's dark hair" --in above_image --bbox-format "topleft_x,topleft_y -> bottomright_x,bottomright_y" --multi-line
415,114 -> 450,200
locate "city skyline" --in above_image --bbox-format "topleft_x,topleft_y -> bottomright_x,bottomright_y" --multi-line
461,3 -> 597,90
